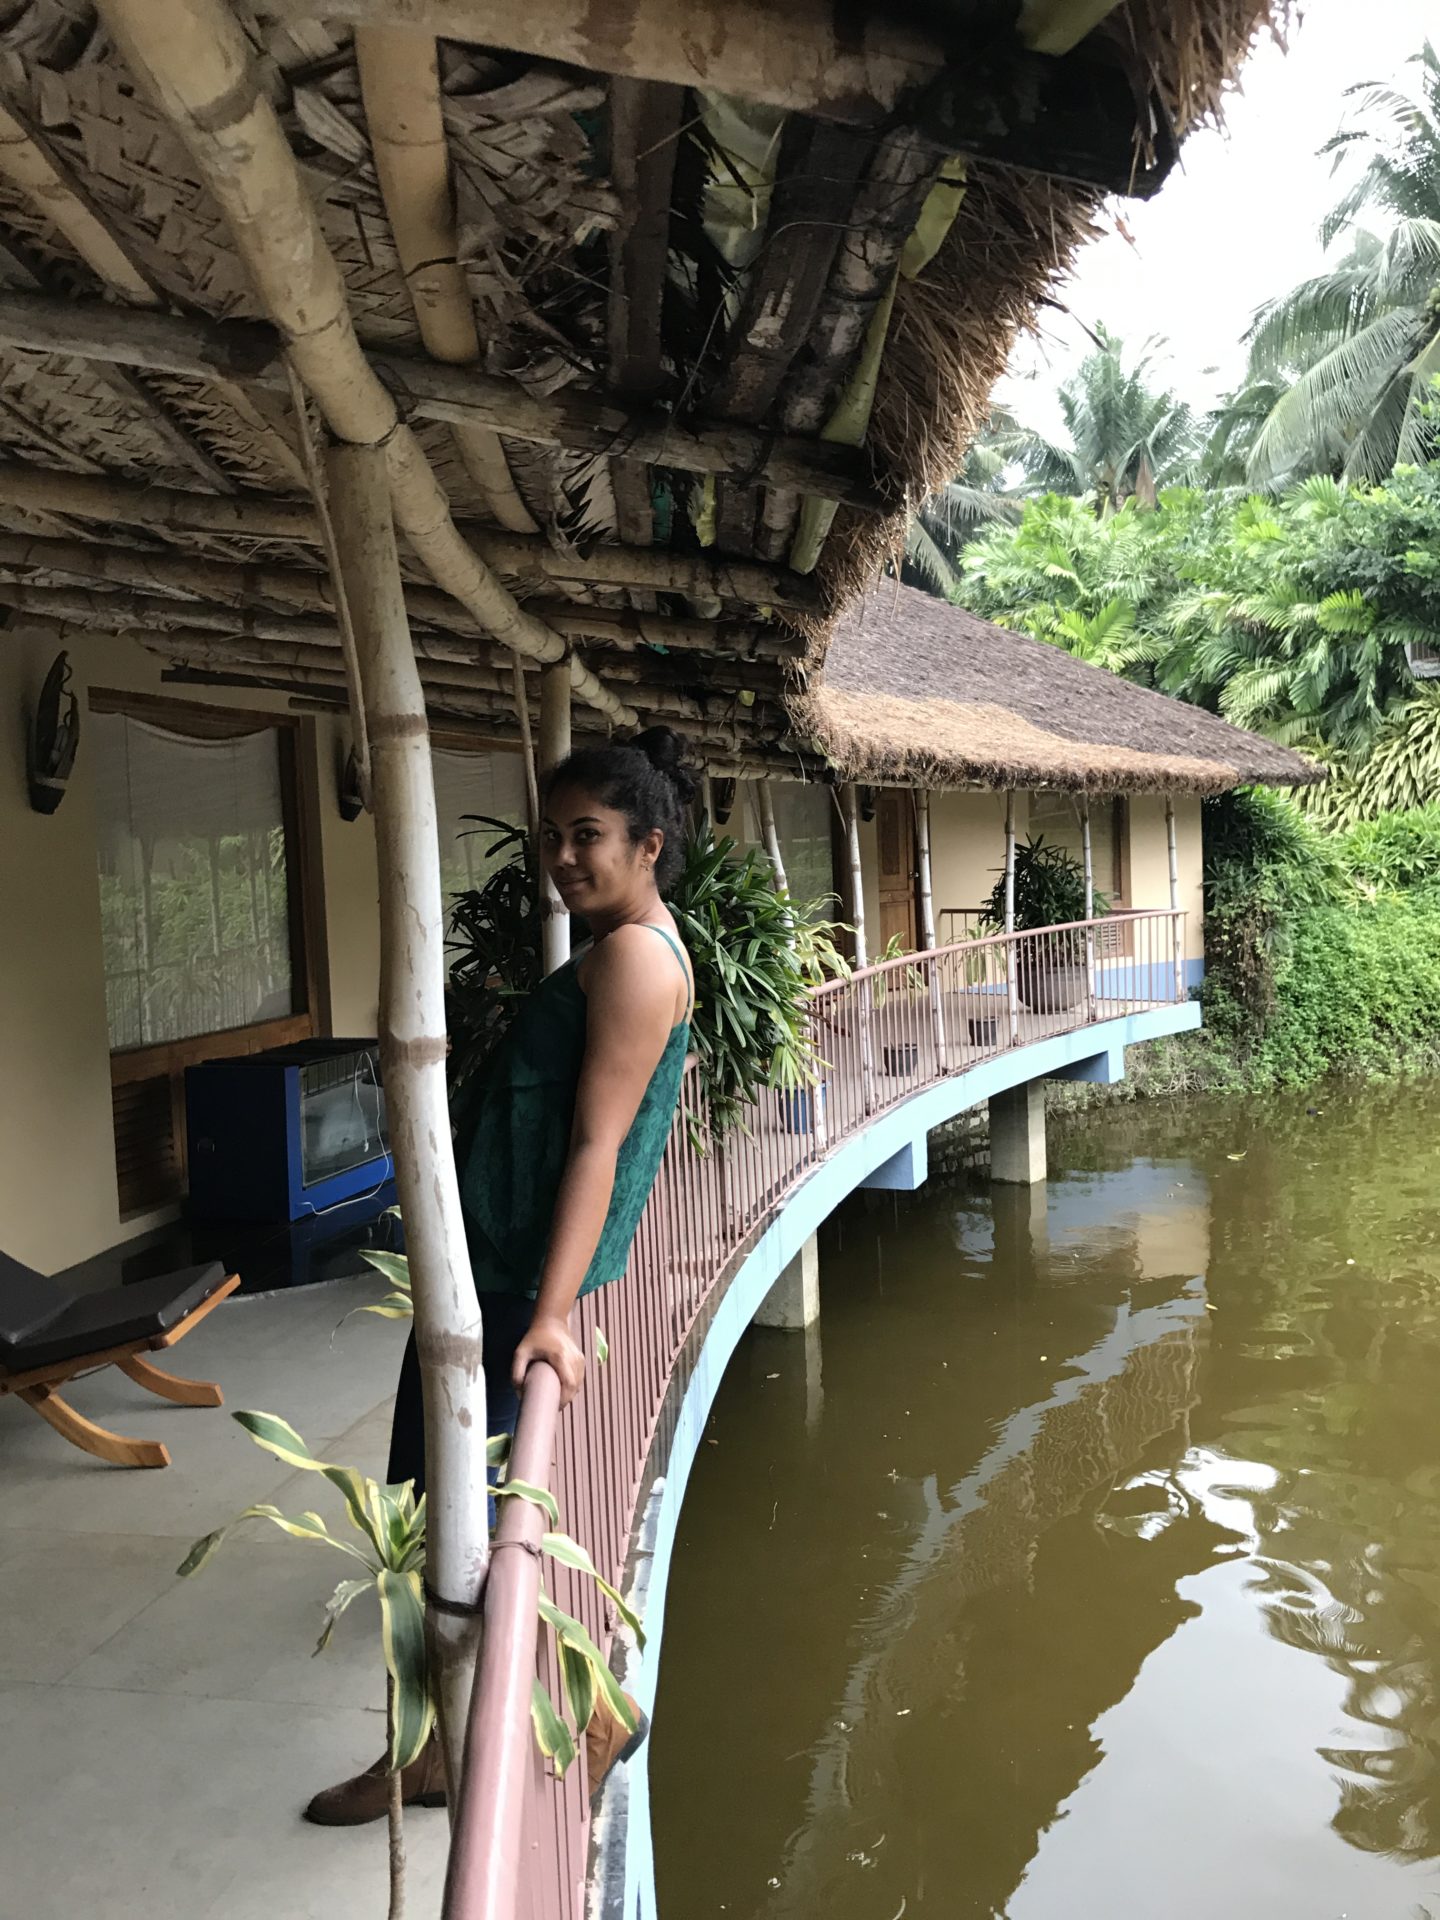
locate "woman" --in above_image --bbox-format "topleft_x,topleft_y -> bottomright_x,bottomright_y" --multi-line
307,727 -> 696,1826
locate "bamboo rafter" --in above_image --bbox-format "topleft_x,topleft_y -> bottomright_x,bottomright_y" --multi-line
93,0 -> 637,729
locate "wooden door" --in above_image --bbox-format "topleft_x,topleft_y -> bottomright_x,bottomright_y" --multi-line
877,789 -> 917,952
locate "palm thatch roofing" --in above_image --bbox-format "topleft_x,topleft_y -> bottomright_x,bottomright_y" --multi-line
797,581 -> 1321,792
0,0 -> 1289,768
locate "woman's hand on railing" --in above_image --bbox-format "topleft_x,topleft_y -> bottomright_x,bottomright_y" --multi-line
512,1314 -> 586,1408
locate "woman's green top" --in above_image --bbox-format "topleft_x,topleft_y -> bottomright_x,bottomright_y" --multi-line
457,922 -> 692,1300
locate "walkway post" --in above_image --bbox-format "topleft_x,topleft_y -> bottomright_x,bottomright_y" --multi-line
843,783 -> 876,1110
915,789 -> 948,1070
1080,793 -> 1096,1017
511,657 -> 539,838
1165,795 -> 1183,1002
757,778 -> 788,892
1004,787 -> 1018,1043
324,441 -> 488,1793
539,658 -> 571,974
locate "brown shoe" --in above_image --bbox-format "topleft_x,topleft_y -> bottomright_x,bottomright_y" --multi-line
303,1732 -> 448,1826
586,1691 -> 650,1804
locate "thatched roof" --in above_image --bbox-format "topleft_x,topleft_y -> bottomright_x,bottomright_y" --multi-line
0,0 -> 1288,767
795,581 -> 1321,793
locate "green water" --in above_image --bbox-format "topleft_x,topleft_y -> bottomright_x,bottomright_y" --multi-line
651,1083 -> 1440,1919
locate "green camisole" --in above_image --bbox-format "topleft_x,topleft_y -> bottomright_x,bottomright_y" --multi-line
457,923 -> 692,1300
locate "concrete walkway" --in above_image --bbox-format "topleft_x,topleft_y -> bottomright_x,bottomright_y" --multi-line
0,1274 -> 450,1919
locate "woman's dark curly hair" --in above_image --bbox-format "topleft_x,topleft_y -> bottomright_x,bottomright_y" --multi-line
542,726 -> 697,893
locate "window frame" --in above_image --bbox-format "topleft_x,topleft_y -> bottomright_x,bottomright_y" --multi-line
90,690 -> 320,1212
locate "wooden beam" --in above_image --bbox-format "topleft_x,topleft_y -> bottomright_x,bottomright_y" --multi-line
0,293 -> 887,511
263,0 -> 946,123
0,460 -> 825,610
607,78 -> 685,551
260,1 -> 1175,195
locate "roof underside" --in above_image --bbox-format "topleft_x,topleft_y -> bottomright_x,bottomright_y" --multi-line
0,0 -> 1287,772
800,583 -> 1322,792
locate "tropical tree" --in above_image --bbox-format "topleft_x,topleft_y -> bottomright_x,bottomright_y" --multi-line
1001,325 -> 1200,510
903,409 -> 1024,597
1244,44 -> 1440,485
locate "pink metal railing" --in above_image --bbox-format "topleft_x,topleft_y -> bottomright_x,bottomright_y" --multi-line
447,911 -> 1188,1919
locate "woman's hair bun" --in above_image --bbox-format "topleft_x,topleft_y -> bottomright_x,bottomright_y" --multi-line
633,726 -> 698,806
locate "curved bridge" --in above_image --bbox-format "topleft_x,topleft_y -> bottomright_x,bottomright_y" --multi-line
452,914 -> 1200,1920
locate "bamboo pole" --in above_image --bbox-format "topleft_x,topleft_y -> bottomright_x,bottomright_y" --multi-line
95,0 -> 634,728
1166,795 -> 1184,1003
915,788 -> 947,1070
355,29 -> 536,534
323,439 -> 487,1794
0,455 -> 823,611
512,658 -> 539,838
539,660 -> 572,974
1004,788 -> 1018,1043
1081,793 -> 1096,1016
843,782 -> 876,1112
757,779 -> 788,892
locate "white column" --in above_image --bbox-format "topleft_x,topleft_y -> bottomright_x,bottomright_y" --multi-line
915,789 -> 947,1069
1004,788 -> 1018,1043
512,657 -> 538,839
1080,792 -> 1096,1015
753,1232 -> 819,1330
843,783 -> 869,967
757,778 -> 788,892
1165,794 -> 1182,1002
539,659 -> 571,974
989,1079 -> 1046,1184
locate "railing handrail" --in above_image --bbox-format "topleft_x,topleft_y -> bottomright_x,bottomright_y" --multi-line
450,910 -> 1189,1919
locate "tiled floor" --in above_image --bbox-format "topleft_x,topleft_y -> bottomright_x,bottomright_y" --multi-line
0,1272 -> 450,1918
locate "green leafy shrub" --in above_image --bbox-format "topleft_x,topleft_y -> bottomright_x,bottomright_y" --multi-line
670,825 -> 844,1137
1339,805 -> 1440,898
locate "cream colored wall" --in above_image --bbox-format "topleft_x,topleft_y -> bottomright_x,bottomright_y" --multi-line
0,624 -> 385,1273
928,789 -> 1026,934
1126,794 -> 1204,962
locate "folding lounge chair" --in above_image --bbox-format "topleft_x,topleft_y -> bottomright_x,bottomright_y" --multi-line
0,1253 -> 239,1468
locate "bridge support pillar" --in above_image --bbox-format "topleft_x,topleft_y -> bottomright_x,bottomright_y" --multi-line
989,1079 -> 1046,1184
754,1233 -> 819,1331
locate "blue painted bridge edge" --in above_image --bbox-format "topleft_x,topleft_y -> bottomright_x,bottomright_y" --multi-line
589,1000 -> 1201,1920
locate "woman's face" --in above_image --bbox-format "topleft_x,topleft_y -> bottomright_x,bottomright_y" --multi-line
541,785 -> 663,919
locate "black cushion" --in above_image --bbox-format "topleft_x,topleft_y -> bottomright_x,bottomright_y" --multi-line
0,1251 -> 68,1348
0,1260 -> 228,1373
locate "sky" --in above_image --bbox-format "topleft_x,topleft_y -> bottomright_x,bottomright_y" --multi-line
996,0 -> 1435,432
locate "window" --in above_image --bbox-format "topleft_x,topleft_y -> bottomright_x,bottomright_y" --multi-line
92,696 -> 313,1216
94,711 -> 296,1051
432,747 -> 529,902
1028,792 -> 1126,902
769,781 -> 836,911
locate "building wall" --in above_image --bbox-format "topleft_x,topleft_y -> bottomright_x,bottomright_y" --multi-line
0,625 -> 385,1272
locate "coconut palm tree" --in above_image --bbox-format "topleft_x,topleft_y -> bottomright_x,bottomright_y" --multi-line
1003,324 -> 1200,511
902,409 -> 1024,596
1244,44 -> 1440,486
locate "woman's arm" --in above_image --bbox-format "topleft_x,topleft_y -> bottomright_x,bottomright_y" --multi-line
511,926 -> 677,1406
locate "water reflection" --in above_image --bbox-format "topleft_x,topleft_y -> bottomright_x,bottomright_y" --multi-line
653,1084 -> 1440,1917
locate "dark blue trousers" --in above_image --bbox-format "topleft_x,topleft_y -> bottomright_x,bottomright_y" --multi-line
385,1291 -> 536,1500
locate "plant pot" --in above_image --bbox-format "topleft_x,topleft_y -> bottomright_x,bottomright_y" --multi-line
1016,951 -> 1087,1015
882,1042 -> 919,1076
776,1082 -> 827,1134
968,1014 -> 999,1047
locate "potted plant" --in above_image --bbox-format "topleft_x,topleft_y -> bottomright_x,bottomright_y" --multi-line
873,932 -> 924,1075
981,834 -> 1106,1015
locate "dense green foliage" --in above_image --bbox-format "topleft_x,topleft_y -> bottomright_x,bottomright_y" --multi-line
979,833 -> 1100,932
958,465 -> 1440,777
